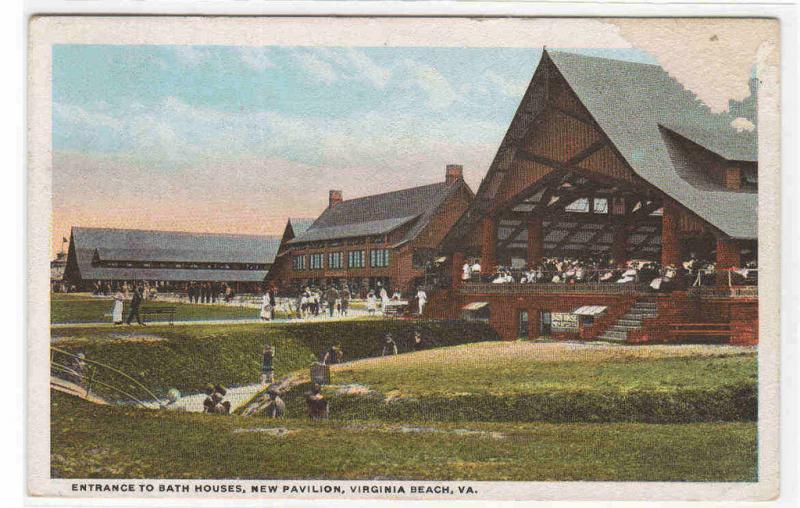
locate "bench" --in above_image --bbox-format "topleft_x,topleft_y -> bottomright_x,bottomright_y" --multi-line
140,306 -> 177,325
669,323 -> 731,340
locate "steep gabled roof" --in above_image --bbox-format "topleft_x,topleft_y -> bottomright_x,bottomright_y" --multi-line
546,50 -> 757,239
444,50 -> 758,248
289,180 -> 468,246
68,227 -> 281,282
287,218 -> 314,239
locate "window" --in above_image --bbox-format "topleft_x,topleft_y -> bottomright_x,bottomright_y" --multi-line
540,310 -> 552,336
328,252 -> 343,269
518,310 -> 529,339
370,249 -> 390,268
309,253 -> 324,270
593,198 -> 608,214
292,255 -> 306,271
565,198 -> 590,213
348,250 -> 365,269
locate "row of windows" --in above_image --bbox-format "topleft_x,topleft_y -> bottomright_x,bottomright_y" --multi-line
298,235 -> 387,250
293,249 -> 390,271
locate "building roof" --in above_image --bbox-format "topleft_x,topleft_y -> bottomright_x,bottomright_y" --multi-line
289,181 -> 466,246
68,227 -> 280,282
287,218 -> 315,239
546,50 -> 757,239
444,51 -> 758,248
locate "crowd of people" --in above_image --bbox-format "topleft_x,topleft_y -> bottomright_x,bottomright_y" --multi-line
461,254 -> 758,290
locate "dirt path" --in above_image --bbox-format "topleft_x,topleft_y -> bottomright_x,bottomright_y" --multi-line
142,383 -> 268,412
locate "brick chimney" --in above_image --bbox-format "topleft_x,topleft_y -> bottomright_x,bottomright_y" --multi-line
445,164 -> 463,185
329,190 -> 343,207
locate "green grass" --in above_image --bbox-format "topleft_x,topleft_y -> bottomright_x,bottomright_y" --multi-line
51,390 -> 757,481
51,320 -> 498,402
51,293 -> 263,324
272,342 -> 758,423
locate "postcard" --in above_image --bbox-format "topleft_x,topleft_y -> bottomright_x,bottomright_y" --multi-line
28,14 -> 780,502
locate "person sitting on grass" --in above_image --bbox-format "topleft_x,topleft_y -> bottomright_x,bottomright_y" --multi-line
306,384 -> 329,419
381,333 -> 398,356
260,344 -> 275,385
161,388 -> 185,411
202,384 -> 216,413
264,389 -> 285,418
321,344 -> 343,365
412,330 -> 424,351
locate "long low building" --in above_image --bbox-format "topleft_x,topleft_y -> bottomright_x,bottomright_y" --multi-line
62,226 -> 281,292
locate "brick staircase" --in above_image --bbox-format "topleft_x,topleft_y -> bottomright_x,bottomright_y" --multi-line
597,297 -> 659,343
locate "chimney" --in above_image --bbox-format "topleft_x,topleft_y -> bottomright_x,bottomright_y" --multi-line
329,189 -> 343,207
445,164 -> 463,185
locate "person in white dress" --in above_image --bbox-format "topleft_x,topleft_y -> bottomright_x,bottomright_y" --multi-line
462,262 -> 471,281
112,290 -> 124,325
366,291 -> 377,315
260,290 -> 272,321
379,286 -> 389,313
416,288 -> 427,315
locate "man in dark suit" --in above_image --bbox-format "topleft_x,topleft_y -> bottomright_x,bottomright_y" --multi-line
126,285 -> 144,326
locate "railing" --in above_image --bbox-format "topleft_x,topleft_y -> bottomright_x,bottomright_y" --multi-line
50,346 -> 162,407
457,267 -> 758,296
460,282 -> 650,295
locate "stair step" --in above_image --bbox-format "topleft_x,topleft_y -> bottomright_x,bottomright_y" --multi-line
598,334 -> 628,342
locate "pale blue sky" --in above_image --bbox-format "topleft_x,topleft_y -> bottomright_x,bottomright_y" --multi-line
51,45 -> 657,252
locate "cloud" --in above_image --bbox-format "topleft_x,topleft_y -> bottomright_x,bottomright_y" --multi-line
53,103 -> 122,132
485,71 -> 528,98
731,117 -> 755,132
296,52 -> 339,85
237,47 -> 276,71
398,60 -> 457,110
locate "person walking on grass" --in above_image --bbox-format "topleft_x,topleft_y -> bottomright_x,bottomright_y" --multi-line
260,344 -> 275,385
111,289 -> 124,325
325,285 -> 339,318
125,285 -> 144,326
264,390 -> 285,418
341,285 -> 351,316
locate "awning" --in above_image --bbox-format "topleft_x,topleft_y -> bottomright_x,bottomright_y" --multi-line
573,305 -> 608,316
463,302 -> 489,311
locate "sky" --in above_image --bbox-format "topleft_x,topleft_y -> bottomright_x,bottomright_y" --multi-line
51,45 -> 659,255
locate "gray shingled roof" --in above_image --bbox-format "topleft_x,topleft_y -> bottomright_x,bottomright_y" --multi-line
546,50 -> 757,239
289,181 -> 463,245
288,218 -> 314,239
69,227 -> 280,282
443,51 -> 758,249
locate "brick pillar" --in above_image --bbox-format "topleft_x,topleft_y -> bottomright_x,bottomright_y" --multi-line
451,251 -> 464,289
527,217 -> 543,267
716,238 -> 741,286
661,201 -> 681,267
612,225 -> 628,267
481,216 -> 497,272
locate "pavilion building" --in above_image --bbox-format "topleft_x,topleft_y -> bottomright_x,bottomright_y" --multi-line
62,226 -> 281,293
278,165 -> 473,295
429,50 -> 758,344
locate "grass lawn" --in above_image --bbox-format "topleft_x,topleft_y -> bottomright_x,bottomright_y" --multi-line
51,293 -> 263,324
51,320 -> 498,402
266,342 -> 758,423
51,390 -> 757,481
